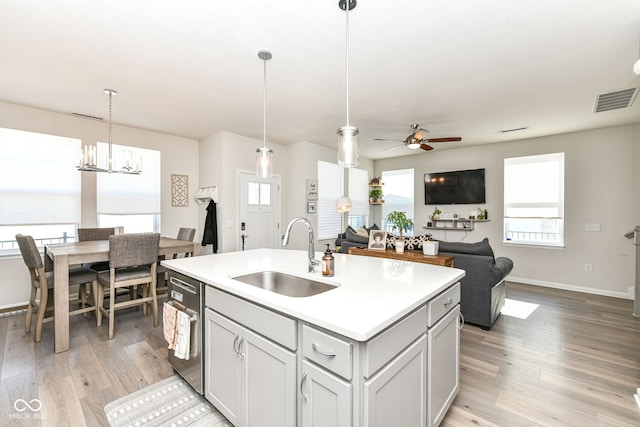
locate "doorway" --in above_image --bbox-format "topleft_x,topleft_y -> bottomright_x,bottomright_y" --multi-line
238,172 -> 281,250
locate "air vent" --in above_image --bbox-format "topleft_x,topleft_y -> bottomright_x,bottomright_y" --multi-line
71,112 -> 103,121
594,87 -> 638,113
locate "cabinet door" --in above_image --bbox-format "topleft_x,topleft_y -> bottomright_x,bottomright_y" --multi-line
242,328 -> 296,427
204,309 -> 242,426
301,360 -> 352,427
364,334 -> 427,427
427,305 -> 460,427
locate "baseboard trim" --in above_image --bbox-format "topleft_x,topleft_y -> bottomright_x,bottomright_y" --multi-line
508,276 -> 633,300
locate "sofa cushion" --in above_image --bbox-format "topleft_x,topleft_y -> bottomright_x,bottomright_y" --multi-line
438,238 -> 495,259
346,226 -> 369,244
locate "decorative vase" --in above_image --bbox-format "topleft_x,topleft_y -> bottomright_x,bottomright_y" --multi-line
395,240 -> 405,253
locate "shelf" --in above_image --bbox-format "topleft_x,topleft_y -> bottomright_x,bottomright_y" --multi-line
423,219 -> 489,231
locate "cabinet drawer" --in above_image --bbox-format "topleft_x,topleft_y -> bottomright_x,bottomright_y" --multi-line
427,283 -> 460,327
206,286 -> 297,351
362,305 -> 427,378
302,324 -> 352,380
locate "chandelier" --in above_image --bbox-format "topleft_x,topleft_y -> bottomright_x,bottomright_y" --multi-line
78,89 -> 141,174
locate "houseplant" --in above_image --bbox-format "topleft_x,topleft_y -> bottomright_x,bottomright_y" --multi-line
369,187 -> 384,203
386,211 -> 414,253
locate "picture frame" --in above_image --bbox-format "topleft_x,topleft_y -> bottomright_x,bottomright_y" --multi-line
368,231 -> 387,251
306,201 -> 316,214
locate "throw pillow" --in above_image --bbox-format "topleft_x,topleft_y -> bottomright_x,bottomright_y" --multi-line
356,227 -> 369,237
438,238 -> 495,258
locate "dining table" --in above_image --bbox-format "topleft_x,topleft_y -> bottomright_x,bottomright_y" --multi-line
44,236 -> 196,353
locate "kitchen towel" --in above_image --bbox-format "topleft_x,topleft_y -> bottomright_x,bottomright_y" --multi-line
163,302 -> 179,350
174,309 -> 192,360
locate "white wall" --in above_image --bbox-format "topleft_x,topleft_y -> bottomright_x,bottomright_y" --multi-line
199,131 -> 287,253
375,124 -> 640,298
0,101 -> 200,309
284,141 -> 374,251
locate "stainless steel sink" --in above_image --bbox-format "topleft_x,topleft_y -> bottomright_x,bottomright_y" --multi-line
231,271 -> 338,297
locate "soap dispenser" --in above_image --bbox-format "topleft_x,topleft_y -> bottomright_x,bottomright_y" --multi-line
322,244 -> 335,277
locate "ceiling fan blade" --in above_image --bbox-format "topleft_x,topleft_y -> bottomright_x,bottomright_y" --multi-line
374,138 -> 404,143
384,144 -> 406,151
413,128 -> 429,140
419,144 -> 434,151
426,137 -> 462,143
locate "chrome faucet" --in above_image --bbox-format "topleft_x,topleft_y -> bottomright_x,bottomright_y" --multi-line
282,217 -> 321,272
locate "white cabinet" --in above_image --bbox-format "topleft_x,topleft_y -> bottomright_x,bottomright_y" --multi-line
203,283 -> 460,427
301,359 -> 352,427
205,308 -> 296,427
427,305 -> 460,427
364,335 -> 428,427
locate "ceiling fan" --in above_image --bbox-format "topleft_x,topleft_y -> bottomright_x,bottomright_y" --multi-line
375,124 -> 461,152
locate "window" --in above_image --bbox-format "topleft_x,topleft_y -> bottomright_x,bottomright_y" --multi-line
0,128 -> 81,252
381,169 -> 415,235
248,182 -> 272,206
317,161 -> 343,240
347,168 -> 369,229
504,153 -> 564,246
97,143 -> 161,234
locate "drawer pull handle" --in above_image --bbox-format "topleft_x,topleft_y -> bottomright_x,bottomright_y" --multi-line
312,343 -> 336,358
300,372 -> 308,402
443,297 -> 453,306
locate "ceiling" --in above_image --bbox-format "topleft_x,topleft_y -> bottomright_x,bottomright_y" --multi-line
1,0 -> 639,160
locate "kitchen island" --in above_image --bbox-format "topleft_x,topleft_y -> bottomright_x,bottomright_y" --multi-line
162,248 -> 465,427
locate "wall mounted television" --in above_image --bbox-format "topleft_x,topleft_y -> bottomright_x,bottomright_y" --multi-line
424,168 -> 486,205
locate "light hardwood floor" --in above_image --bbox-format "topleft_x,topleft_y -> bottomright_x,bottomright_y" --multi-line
0,283 -> 639,426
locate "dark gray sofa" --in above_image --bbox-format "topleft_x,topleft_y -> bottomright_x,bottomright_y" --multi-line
437,238 -> 513,330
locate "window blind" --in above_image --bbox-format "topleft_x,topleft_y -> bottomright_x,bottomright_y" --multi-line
0,128 -> 81,224
96,143 -> 161,214
317,161 -> 343,240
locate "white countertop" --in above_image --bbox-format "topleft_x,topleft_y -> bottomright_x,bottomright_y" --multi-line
162,249 -> 465,341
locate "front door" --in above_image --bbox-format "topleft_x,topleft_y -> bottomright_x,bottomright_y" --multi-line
238,172 -> 281,250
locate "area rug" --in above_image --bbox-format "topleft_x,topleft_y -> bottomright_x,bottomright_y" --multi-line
105,375 -> 232,427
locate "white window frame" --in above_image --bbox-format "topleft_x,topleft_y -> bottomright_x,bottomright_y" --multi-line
381,169 -> 415,235
96,143 -> 161,234
0,128 -> 81,254
504,153 -> 565,247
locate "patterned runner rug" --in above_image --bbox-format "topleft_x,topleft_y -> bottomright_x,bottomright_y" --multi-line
104,375 -> 232,427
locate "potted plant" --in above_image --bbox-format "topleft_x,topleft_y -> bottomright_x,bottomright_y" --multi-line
430,206 -> 442,221
386,211 -> 414,253
369,187 -> 384,203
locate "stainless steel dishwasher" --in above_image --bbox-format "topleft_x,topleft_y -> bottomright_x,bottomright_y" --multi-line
166,271 -> 204,394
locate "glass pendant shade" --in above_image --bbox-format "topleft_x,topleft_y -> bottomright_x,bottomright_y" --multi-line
337,125 -> 359,168
256,147 -> 273,178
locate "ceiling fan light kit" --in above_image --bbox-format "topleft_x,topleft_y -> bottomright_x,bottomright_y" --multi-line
337,0 -> 359,168
375,123 -> 461,153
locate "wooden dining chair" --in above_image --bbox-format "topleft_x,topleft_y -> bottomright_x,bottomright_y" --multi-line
15,234 -> 99,343
96,233 -> 160,340
78,227 -> 117,272
156,227 -> 196,299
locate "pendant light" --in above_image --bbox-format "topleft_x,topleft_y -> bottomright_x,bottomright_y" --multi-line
337,0 -> 359,168
78,89 -> 141,174
256,50 -> 274,178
